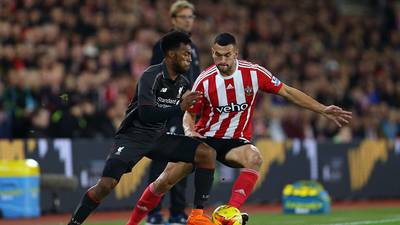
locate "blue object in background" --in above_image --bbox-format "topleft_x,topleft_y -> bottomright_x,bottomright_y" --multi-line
282,180 -> 330,214
0,159 -> 40,219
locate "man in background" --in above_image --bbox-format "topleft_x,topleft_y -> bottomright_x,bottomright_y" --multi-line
146,1 -> 201,225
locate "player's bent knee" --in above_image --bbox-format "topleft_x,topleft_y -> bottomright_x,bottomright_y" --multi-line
253,152 -> 263,167
199,143 -> 217,158
154,173 -> 175,193
95,177 -> 118,195
246,151 -> 263,170
195,143 -> 216,167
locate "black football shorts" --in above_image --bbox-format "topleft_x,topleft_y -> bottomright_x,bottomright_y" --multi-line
102,133 -> 203,180
200,137 -> 251,167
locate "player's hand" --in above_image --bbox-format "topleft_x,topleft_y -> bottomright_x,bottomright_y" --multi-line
322,105 -> 352,127
180,91 -> 202,111
185,129 -> 204,138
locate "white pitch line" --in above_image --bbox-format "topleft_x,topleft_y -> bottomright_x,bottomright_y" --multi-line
319,217 -> 400,225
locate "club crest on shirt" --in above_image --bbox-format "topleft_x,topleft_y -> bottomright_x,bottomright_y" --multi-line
245,86 -> 253,96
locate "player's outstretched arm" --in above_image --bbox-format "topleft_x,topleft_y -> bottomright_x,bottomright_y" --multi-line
183,111 -> 204,138
277,84 -> 352,127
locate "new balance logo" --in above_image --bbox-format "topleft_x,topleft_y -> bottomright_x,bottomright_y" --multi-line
160,87 -> 168,93
234,189 -> 246,196
115,146 -> 124,155
216,102 -> 249,113
227,83 -> 234,89
137,205 -> 148,211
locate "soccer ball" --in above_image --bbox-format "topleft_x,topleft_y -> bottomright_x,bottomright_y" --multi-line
211,205 -> 242,225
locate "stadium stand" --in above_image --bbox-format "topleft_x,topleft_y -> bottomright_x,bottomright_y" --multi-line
0,0 -> 399,141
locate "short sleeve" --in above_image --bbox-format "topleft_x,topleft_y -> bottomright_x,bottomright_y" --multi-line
256,65 -> 283,94
138,73 -> 157,106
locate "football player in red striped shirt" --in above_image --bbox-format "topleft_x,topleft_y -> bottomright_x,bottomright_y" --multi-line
126,33 -> 352,225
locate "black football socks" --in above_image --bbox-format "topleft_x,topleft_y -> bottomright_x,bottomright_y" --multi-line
68,192 -> 100,225
193,168 -> 214,209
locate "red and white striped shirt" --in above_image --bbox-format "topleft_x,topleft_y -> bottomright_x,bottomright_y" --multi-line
188,60 -> 283,141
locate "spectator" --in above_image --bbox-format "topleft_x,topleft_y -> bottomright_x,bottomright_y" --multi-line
0,0 -> 399,140
28,107 -> 50,138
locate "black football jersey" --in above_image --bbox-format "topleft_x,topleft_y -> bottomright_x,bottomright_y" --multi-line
117,62 -> 190,138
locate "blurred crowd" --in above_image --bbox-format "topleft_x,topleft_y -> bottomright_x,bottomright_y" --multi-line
0,0 -> 399,142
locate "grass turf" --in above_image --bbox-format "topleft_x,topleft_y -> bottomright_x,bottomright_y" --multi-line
84,207 -> 400,225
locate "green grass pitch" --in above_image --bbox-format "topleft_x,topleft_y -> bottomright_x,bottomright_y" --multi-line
83,207 -> 400,225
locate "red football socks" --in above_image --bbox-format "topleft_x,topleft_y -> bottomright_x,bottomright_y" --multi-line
126,183 -> 163,225
228,168 -> 259,209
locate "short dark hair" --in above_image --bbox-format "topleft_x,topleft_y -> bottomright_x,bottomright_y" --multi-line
160,31 -> 191,55
214,33 -> 236,46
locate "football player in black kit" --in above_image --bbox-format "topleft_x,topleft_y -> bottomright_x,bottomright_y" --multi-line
147,1 -> 201,224
67,31 -> 216,225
